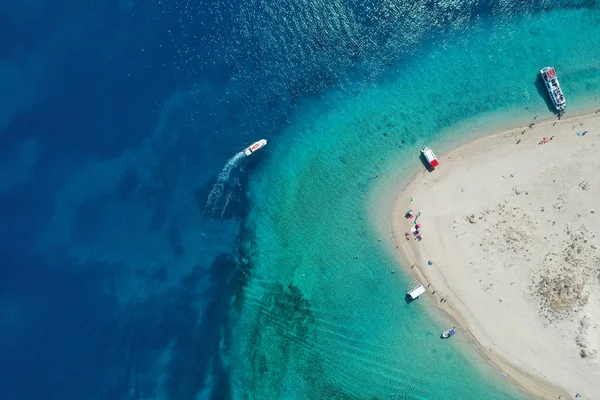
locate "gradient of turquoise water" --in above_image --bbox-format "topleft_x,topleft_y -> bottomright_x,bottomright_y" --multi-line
229,6 -> 600,399
10,1 -> 600,399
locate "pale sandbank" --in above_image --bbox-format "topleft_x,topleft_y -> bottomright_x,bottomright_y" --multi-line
392,112 -> 600,399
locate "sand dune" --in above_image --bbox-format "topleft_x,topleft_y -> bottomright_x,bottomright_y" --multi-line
392,112 -> 600,399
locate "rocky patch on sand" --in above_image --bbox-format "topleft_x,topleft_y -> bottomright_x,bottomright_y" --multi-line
472,200 -> 537,267
529,224 -> 600,324
576,316 -> 598,360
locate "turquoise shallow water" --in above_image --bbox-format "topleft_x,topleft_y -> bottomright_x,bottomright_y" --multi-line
230,5 -> 600,400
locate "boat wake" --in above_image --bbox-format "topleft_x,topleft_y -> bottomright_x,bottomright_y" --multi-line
204,151 -> 245,217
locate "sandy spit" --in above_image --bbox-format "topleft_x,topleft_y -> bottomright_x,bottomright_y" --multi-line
391,111 -> 600,399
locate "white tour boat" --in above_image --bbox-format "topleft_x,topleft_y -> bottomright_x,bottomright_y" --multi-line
421,147 -> 439,169
407,285 -> 426,300
244,139 -> 267,156
540,67 -> 566,111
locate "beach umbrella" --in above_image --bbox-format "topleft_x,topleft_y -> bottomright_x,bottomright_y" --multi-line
416,223 -> 422,229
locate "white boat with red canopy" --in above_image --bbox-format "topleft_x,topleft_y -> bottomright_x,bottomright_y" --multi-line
421,147 -> 439,169
540,66 -> 566,111
244,139 -> 267,156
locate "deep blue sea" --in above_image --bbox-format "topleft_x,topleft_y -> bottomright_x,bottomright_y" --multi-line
2,0 -> 600,399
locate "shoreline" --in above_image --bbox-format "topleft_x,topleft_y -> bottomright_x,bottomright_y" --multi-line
387,110 -> 600,399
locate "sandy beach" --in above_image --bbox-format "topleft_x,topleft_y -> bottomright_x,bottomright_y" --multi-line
391,112 -> 600,399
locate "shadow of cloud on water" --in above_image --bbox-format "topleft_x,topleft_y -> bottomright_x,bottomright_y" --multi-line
168,217 -> 185,259
0,236 -> 246,400
0,247 -> 125,400
119,252 -> 244,400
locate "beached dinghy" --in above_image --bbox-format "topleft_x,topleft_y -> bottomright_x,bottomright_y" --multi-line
244,139 -> 267,156
441,327 -> 456,339
421,147 -> 439,169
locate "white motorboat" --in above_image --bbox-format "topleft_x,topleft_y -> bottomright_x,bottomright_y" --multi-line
540,67 -> 566,111
244,139 -> 267,156
441,327 -> 456,339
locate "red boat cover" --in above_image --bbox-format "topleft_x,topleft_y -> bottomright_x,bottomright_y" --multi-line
430,159 -> 439,168
545,68 -> 556,79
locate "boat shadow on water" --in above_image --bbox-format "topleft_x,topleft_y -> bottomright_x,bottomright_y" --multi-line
534,75 -> 561,116
404,294 -> 416,304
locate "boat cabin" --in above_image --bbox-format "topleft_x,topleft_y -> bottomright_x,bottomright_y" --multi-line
407,285 -> 426,300
543,67 -> 557,81
244,139 -> 268,156
421,147 -> 439,169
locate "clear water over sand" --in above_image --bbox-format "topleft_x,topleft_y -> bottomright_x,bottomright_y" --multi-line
230,5 -> 600,399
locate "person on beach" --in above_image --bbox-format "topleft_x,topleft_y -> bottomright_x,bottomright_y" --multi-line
414,211 -> 421,224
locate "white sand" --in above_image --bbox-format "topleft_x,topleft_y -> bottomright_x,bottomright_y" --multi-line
392,113 -> 600,399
